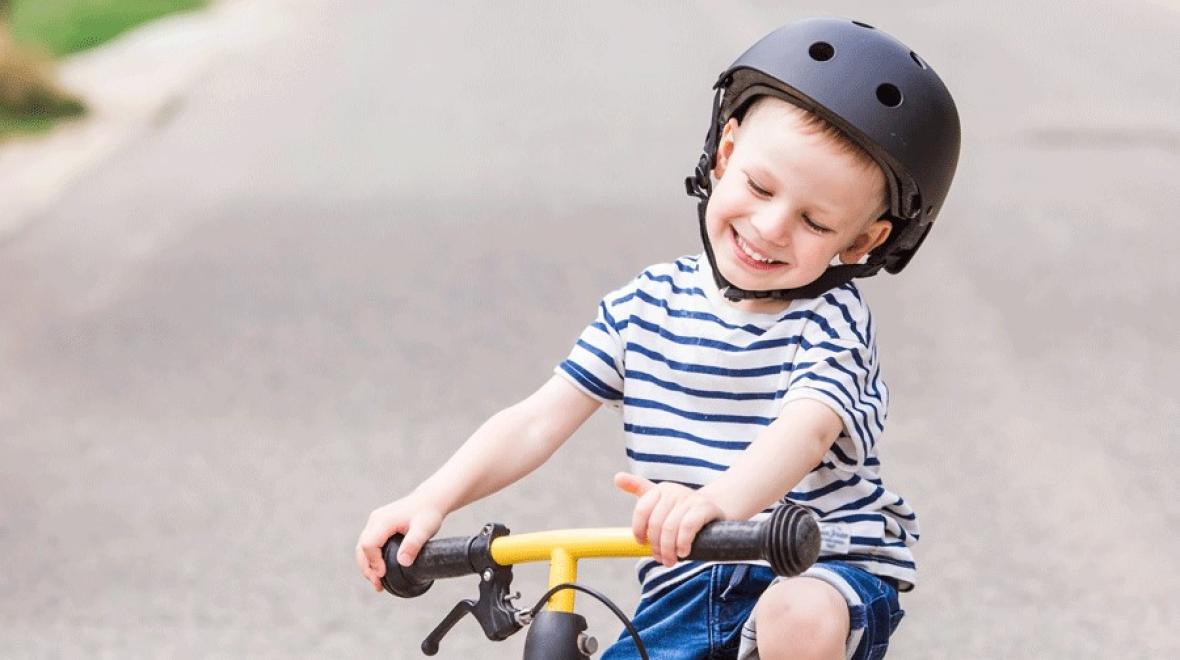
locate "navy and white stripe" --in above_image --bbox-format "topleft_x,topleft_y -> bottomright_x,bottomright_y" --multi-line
557,255 -> 919,597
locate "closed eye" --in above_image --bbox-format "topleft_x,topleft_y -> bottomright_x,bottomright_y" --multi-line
745,176 -> 772,198
803,215 -> 833,234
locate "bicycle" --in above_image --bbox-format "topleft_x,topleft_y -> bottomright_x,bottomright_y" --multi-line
381,502 -> 821,659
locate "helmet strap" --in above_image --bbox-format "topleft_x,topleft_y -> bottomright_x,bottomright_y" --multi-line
684,82 -> 726,202
692,195 -> 882,301
685,78 -> 888,302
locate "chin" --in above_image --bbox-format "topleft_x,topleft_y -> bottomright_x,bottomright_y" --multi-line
719,260 -> 825,293
716,261 -> 785,292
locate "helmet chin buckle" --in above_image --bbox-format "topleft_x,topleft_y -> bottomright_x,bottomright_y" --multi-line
685,155 -> 713,201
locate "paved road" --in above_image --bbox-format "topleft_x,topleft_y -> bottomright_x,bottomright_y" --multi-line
2,1 -> 1178,657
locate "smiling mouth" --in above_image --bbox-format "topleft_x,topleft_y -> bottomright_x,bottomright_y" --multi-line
730,227 -> 786,268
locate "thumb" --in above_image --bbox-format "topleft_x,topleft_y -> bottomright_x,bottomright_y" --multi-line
614,472 -> 655,498
396,521 -> 436,568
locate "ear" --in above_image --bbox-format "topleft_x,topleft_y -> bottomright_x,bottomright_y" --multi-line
840,219 -> 892,265
712,118 -> 740,179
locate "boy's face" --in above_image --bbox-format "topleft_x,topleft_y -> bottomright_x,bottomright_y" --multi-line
705,99 -> 892,297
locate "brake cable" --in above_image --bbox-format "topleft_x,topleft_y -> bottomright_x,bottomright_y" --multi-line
525,582 -> 649,660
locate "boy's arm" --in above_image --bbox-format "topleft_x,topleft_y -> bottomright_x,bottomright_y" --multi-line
702,398 -> 843,519
357,375 -> 600,590
617,398 -> 842,566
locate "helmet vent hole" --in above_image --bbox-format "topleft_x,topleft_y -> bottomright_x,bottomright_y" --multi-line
852,20 -> 875,29
926,206 -> 935,216
876,83 -> 903,107
910,51 -> 927,69
808,42 -> 835,62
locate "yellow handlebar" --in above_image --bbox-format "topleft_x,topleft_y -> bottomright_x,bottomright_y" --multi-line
490,528 -> 649,612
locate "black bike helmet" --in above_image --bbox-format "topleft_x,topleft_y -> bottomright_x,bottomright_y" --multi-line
686,17 -> 961,300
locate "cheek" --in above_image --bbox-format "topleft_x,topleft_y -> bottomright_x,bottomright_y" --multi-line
796,238 -> 842,270
704,184 -> 745,234
703,197 -> 731,240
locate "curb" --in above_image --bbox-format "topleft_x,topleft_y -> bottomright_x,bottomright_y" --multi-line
0,0 -> 297,242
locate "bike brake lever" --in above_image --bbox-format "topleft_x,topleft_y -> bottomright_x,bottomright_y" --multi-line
421,599 -> 477,656
419,523 -> 523,655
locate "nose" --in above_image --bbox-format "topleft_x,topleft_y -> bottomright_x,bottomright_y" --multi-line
748,206 -> 793,248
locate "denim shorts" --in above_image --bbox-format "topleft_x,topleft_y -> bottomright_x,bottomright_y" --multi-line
600,561 -> 904,660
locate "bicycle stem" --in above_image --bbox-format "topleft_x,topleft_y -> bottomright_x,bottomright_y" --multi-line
490,528 -> 651,612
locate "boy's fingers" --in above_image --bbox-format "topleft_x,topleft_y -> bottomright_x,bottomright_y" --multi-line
660,505 -> 687,566
675,507 -> 711,560
356,543 -> 368,574
357,508 -> 403,579
356,545 -> 374,584
646,493 -> 676,563
396,526 -> 431,567
360,541 -> 386,580
614,472 -> 654,497
631,487 -> 660,544
395,544 -> 419,568
357,504 -> 445,593
356,520 -> 392,578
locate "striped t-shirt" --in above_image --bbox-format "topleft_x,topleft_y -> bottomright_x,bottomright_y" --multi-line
556,255 -> 919,597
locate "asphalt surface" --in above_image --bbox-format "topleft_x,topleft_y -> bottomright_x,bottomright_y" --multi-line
1,1 -> 1178,658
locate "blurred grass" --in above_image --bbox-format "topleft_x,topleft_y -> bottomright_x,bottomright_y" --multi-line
10,0 -> 207,56
1,0 -> 207,140
0,108 -> 58,136
0,40 -> 87,140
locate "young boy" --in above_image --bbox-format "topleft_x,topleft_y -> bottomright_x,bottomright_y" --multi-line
357,17 -> 959,660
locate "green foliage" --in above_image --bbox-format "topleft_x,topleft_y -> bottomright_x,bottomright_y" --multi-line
0,0 -> 206,139
0,107 -> 65,139
9,0 -> 207,56
0,36 -> 86,140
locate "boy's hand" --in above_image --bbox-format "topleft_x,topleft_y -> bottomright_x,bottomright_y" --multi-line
614,472 -> 724,567
355,496 -> 444,593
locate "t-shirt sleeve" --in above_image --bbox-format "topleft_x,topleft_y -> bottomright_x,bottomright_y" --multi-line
555,292 -> 627,411
780,336 -> 887,470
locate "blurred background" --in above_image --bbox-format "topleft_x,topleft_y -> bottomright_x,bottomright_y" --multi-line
1,1 -> 1178,658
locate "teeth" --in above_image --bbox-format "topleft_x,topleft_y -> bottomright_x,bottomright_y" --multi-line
736,233 -> 779,264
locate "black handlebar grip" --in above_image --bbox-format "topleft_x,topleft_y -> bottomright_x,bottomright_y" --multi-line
381,534 -> 474,598
687,503 -> 820,577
